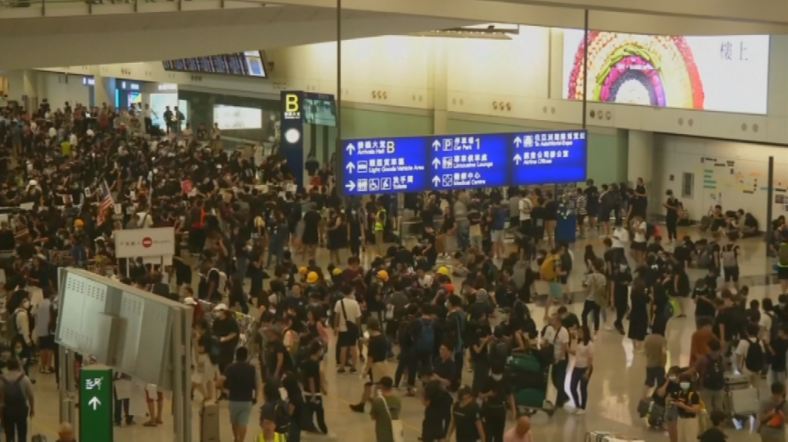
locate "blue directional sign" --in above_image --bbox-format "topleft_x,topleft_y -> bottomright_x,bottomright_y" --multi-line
511,130 -> 587,185
430,134 -> 509,190
342,137 -> 428,196
340,129 -> 587,195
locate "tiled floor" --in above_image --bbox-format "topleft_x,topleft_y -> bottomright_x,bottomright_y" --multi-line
28,225 -> 783,441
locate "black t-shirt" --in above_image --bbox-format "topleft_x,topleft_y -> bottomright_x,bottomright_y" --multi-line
301,359 -> 321,393
676,389 -> 700,418
695,292 -> 716,319
481,376 -> 510,408
424,380 -> 453,426
585,186 -> 599,210
367,334 -> 388,364
212,317 -> 240,353
653,382 -> 681,407
435,357 -> 458,390
223,362 -> 256,402
266,341 -> 293,373
453,401 -> 481,440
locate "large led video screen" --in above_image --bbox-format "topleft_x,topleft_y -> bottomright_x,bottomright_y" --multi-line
163,50 -> 267,78
213,105 -> 262,130
562,30 -> 769,114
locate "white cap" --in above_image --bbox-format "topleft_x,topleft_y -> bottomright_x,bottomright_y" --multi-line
28,179 -> 37,187
213,303 -> 228,312
184,297 -> 197,306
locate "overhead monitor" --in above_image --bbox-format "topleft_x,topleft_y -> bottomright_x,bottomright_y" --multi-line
303,93 -> 337,126
562,30 -> 769,114
163,50 -> 268,78
213,105 -> 262,130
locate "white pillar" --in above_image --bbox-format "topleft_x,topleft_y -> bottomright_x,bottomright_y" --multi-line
628,130 -> 657,215
431,40 -> 448,135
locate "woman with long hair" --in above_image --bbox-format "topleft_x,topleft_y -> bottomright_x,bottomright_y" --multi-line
568,325 -> 594,414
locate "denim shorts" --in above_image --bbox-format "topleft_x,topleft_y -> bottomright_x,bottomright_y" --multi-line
228,401 -> 253,426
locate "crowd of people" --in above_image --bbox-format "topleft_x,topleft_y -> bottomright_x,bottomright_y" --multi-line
1,97 -> 788,442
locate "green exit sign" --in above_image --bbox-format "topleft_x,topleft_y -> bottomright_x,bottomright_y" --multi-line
80,365 -> 114,442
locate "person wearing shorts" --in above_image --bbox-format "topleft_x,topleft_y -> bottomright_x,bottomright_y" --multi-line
643,332 -> 666,398
334,287 -> 362,373
223,347 -> 260,442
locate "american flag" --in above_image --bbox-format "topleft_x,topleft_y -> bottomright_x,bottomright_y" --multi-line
96,180 -> 114,225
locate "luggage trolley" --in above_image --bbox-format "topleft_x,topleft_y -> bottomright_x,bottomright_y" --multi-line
505,351 -> 555,417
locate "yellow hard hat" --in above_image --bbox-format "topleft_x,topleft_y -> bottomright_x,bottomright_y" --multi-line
298,266 -> 308,275
332,268 -> 343,276
437,266 -> 450,276
307,271 -> 319,284
74,219 -> 85,229
376,270 -> 389,282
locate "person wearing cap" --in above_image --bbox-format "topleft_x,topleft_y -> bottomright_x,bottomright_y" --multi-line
503,416 -> 533,442
447,386 -> 486,442
369,376 -> 401,442
212,303 -> 240,375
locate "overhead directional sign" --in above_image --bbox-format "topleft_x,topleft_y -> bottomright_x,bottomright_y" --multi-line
340,129 -> 587,195
80,365 -> 113,442
511,130 -> 587,185
430,134 -> 509,189
342,137 -> 428,194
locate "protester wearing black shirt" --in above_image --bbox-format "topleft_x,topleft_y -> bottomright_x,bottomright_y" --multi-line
447,386 -> 485,442
421,379 -> 453,442
479,368 -> 514,442
212,304 -> 240,374
433,343 -> 459,392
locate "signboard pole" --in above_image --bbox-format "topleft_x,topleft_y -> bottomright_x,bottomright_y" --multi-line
767,156 -> 774,261
79,365 -> 113,442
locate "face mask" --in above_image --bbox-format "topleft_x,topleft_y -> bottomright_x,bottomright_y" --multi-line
680,382 -> 690,390
491,374 -> 503,381
668,376 -> 678,383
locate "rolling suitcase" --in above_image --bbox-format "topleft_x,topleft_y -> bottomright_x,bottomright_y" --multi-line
724,371 -> 750,390
729,386 -> 759,416
200,403 -> 220,442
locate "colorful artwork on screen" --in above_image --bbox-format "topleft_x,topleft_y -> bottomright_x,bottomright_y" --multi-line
562,30 -> 769,114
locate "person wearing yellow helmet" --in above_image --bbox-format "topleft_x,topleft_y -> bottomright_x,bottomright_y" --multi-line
307,271 -> 319,284
437,266 -> 451,277
376,270 -> 389,283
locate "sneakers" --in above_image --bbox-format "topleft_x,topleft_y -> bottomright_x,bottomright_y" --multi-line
575,409 -> 586,415
349,403 -> 365,413
337,367 -> 346,374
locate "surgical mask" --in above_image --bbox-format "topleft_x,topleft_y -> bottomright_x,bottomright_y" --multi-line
680,382 -> 690,390
668,376 -> 678,383
491,373 -> 503,381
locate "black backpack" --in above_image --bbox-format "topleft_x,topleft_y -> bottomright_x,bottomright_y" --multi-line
2,374 -> 26,409
703,354 -> 725,390
744,338 -> 766,373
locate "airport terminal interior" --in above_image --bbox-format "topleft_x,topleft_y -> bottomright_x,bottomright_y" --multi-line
3,1 -> 788,442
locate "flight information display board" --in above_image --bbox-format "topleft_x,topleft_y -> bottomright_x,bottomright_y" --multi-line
341,130 -> 587,196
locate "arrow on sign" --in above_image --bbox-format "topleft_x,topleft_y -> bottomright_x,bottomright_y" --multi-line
514,137 -> 522,148
345,162 -> 355,173
513,154 -> 522,165
432,158 -> 441,169
345,181 -> 356,192
88,396 -> 102,411
345,143 -> 355,155
432,176 -> 441,187
432,140 -> 441,151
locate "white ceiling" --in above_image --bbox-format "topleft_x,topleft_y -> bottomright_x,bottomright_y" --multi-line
1,0 -> 787,70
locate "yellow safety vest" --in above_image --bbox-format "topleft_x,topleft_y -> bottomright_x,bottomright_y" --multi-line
257,433 -> 287,442
374,209 -> 387,232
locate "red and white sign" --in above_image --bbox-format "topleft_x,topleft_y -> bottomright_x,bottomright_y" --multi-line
114,227 -> 175,258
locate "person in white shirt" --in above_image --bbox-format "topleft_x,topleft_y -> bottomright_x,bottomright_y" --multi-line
518,190 -> 533,237
33,292 -> 54,373
568,325 -> 594,414
334,286 -> 362,373
735,322 -> 766,396
541,314 -> 571,409
630,215 -> 647,265
611,220 -> 630,251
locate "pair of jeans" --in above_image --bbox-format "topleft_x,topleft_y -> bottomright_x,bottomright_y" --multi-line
581,300 -> 601,332
551,359 -> 569,407
569,367 -> 589,409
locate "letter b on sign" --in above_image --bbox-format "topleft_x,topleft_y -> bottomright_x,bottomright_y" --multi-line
285,94 -> 299,113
